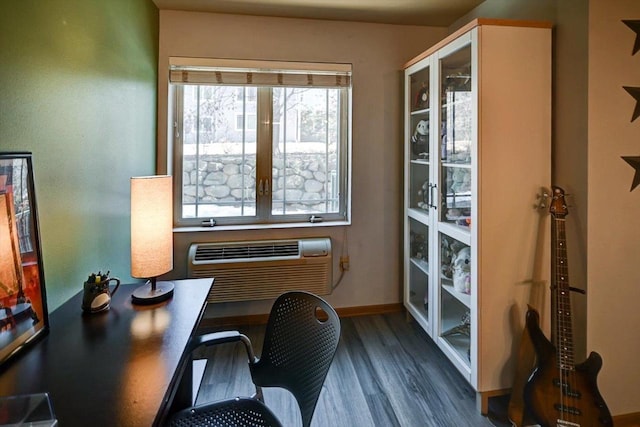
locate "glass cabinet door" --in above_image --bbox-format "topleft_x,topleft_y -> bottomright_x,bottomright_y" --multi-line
437,41 -> 473,368
439,44 -> 472,228
408,217 -> 430,318
438,233 -> 471,365
408,65 -> 431,214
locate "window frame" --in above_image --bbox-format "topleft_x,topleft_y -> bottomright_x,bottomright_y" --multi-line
168,58 -> 352,230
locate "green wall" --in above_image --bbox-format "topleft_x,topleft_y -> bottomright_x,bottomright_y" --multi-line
0,0 -> 159,310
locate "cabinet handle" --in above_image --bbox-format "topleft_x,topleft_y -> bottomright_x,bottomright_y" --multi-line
264,179 -> 270,195
258,179 -> 264,196
430,184 -> 437,209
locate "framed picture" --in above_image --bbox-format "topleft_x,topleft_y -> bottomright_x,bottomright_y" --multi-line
0,152 -> 48,370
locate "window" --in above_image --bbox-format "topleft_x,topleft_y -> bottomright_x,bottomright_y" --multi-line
235,113 -> 256,131
169,58 -> 352,228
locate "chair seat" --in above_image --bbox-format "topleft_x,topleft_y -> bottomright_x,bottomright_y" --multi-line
170,397 -> 283,427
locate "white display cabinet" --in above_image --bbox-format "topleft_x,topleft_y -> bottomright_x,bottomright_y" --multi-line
402,19 -> 552,412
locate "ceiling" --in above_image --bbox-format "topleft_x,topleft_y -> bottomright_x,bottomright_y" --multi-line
151,0 -> 485,27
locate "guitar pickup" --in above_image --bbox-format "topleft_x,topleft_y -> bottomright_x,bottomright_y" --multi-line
553,378 -> 582,398
557,420 -> 580,427
554,403 -> 582,416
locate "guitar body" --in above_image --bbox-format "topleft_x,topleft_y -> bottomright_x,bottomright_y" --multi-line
524,308 -> 613,427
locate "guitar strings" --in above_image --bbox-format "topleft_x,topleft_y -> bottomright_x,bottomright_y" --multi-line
554,217 -> 566,424
556,217 -> 576,425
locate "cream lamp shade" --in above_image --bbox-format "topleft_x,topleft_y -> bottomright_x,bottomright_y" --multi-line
130,175 -> 174,304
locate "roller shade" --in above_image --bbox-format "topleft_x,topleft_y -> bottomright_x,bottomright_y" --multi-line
169,57 -> 352,89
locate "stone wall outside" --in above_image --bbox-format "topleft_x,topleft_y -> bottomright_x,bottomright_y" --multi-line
183,153 -> 337,211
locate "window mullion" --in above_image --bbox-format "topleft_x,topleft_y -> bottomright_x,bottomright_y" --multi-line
256,87 -> 273,221
173,86 -> 185,224
194,87 -> 201,218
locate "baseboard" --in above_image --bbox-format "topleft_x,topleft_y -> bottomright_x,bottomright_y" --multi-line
199,302 -> 403,329
479,389 -> 640,427
336,303 -> 403,318
613,412 -> 640,426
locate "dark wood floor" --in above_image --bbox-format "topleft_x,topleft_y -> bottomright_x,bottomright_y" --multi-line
195,312 -> 510,427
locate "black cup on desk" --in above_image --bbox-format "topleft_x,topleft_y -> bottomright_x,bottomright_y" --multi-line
82,277 -> 120,313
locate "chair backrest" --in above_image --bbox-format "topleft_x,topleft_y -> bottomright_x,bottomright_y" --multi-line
250,291 -> 341,427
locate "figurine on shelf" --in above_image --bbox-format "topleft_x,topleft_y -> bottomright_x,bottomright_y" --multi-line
417,180 -> 429,210
440,237 -> 464,279
411,119 -> 429,158
410,231 -> 427,261
442,311 -> 471,337
450,168 -> 469,194
440,121 -> 448,161
414,82 -> 429,110
451,246 -> 471,294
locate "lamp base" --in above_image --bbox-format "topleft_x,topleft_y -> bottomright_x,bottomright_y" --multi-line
131,280 -> 174,305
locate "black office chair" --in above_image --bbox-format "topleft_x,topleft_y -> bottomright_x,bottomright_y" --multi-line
169,291 -> 341,427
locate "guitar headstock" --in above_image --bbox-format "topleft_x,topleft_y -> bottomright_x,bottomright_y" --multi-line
550,186 -> 569,218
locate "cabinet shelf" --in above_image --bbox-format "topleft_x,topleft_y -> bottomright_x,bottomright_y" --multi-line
441,283 -> 471,308
407,207 -> 430,224
410,159 -> 430,166
411,108 -> 430,116
441,99 -> 470,110
441,162 -> 471,168
438,222 -> 470,245
410,257 -> 430,275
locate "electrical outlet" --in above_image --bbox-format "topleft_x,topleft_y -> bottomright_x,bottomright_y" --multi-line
340,255 -> 350,271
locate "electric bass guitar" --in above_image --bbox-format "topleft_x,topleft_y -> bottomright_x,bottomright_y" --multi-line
524,186 -> 613,427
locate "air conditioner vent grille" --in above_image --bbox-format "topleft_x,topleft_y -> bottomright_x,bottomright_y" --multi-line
194,242 -> 300,262
187,238 -> 332,302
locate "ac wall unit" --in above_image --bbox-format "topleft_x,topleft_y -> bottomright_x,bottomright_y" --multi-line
187,237 -> 332,303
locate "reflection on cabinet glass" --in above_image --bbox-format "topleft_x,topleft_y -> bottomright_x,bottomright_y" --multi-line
408,217 -> 430,319
439,44 -> 472,227
409,165 -> 430,212
409,65 -> 431,214
441,166 -> 471,226
439,233 -> 471,366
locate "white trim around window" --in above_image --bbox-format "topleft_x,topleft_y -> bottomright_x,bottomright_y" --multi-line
168,57 -> 352,230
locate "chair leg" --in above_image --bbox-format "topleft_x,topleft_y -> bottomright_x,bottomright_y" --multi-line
252,386 -> 265,403
237,334 -> 264,401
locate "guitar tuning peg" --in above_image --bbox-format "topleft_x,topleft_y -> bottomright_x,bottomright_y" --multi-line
564,193 -> 574,208
534,190 -> 550,209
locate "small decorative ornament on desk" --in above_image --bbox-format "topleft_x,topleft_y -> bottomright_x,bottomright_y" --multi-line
81,271 -> 120,314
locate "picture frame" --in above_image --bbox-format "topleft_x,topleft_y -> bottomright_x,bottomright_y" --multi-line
0,152 -> 49,370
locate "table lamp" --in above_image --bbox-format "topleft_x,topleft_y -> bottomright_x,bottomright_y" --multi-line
130,175 -> 174,305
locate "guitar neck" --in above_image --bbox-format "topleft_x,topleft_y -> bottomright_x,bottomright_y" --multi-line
552,216 -> 575,370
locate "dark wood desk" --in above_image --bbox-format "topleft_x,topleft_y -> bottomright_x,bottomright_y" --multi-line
0,278 -> 213,426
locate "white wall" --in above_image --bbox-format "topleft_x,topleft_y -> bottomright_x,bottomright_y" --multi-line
157,11 -> 447,317
588,0 -> 640,416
